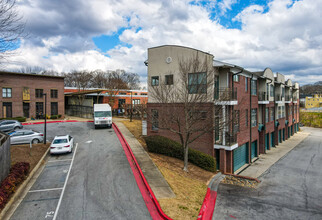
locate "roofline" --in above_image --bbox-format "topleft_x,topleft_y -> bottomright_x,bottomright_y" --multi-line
148,45 -> 214,56
0,71 -> 65,79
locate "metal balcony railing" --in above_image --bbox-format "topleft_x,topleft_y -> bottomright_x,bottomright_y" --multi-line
285,95 -> 291,101
214,87 -> 237,101
258,92 -> 269,101
275,94 -> 282,101
215,132 -> 237,146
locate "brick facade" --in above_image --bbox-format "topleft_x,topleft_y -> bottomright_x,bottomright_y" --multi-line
0,72 -> 65,118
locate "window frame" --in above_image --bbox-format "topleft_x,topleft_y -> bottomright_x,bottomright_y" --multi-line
151,76 -> 159,86
188,72 -> 207,94
165,75 -> 174,85
50,89 -> 58,98
251,108 -> 257,127
35,89 -> 44,98
251,80 -> 257,96
2,88 -> 12,98
151,109 -> 159,131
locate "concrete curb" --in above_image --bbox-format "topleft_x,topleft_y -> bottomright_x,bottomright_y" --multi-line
113,123 -> 172,220
224,174 -> 261,183
0,147 -> 50,220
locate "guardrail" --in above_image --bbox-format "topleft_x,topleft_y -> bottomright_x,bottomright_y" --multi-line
258,92 -> 269,101
214,88 -> 237,101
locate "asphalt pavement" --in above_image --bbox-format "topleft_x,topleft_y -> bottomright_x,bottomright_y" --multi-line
10,122 -> 151,220
214,127 -> 322,220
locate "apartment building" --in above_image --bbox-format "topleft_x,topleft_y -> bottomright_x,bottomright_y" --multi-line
305,94 -> 322,109
0,71 -> 65,119
146,45 -> 300,174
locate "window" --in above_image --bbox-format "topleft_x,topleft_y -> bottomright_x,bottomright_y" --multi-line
282,87 -> 285,97
133,99 -> 140,105
118,99 -> 125,108
36,102 -> 44,118
233,110 -> 240,132
165,75 -> 173,85
264,108 -> 268,123
270,85 -> 274,97
282,106 -> 285,117
51,102 -> 58,115
245,109 -> 248,127
251,80 -> 257,95
35,89 -> 43,98
270,107 -> 274,121
266,84 -> 269,98
251,109 -> 257,127
151,109 -> 158,131
188,72 -> 207,94
233,75 -> 239,82
141,93 -> 147,96
51,89 -> 58,98
245,78 -> 248,91
151,76 -> 159,86
2,88 -> 12,98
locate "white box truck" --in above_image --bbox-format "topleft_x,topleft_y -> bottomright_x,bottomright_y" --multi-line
93,104 -> 112,129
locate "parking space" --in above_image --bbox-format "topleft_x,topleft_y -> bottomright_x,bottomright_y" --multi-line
10,122 -> 151,220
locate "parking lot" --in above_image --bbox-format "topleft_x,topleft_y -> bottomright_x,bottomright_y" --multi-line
10,122 -> 151,220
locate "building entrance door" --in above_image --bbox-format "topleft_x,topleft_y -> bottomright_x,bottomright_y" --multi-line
3,102 -> 12,118
23,102 -> 30,118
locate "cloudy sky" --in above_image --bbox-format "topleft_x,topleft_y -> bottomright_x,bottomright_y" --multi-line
5,0 -> 322,86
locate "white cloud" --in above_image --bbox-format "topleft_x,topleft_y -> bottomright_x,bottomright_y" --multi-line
3,0 -> 322,86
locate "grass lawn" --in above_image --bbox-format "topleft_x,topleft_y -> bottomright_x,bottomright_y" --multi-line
121,119 -> 215,220
300,111 -> 322,128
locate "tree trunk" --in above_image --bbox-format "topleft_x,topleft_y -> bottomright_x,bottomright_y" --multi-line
183,144 -> 189,172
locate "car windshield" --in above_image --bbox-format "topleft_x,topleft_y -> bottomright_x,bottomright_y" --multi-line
94,111 -> 112,117
53,139 -> 68,144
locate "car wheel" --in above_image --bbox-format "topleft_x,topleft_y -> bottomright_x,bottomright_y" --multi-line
32,139 -> 39,144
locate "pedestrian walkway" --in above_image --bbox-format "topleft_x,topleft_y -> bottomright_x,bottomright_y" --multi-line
24,115 -> 92,124
239,130 -> 310,178
113,119 -> 175,199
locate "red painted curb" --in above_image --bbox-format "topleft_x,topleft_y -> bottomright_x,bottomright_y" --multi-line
112,123 -> 172,220
22,120 -> 94,125
197,188 -> 217,220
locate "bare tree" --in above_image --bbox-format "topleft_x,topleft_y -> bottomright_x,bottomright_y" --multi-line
0,0 -> 25,62
105,69 -> 129,107
149,54 -> 243,172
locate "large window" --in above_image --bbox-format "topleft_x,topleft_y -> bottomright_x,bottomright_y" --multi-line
51,102 -> 58,115
265,107 -> 269,123
2,88 -> 12,98
188,72 -> 207,94
245,77 -> 248,91
270,107 -> 274,121
233,110 -> 240,132
51,89 -> 58,98
245,109 -> 248,127
165,75 -> 173,85
251,108 -> 257,127
251,80 -> 257,95
35,89 -> 43,98
151,109 -> 158,131
151,76 -> 159,86
270,85 -> 274,97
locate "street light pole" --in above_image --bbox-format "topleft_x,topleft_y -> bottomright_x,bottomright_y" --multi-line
130,91 -> 133,122
43,93 -> 47,144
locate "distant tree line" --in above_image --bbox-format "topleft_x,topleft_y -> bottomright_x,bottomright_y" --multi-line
16,66 -> 142,90
300,81 -> 322,96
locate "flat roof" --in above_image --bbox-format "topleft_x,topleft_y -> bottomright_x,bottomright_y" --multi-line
0,71 -> 65,79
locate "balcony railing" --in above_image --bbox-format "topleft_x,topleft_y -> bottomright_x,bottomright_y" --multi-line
275,94 -> 282,101
258,92 -> 269,101
285,95 -> 291,101
215,132 -> 237,146
214,87 -> 237,101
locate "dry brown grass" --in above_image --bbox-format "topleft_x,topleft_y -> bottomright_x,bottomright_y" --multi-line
11,143 -> 50,171
121,119 -> 216,220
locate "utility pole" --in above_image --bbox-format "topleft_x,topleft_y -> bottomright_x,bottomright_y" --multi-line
130,91 -> 133,122
43,93 -> 47,144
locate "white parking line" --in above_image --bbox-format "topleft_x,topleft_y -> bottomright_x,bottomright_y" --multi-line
29,188 -> 63,193
47,159 -> 73,163
53,143 -> 78,220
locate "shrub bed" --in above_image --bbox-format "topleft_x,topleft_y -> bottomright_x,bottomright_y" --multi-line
0,162 -> 30,211
145,135 -> 216,172
0,117 -> 26,122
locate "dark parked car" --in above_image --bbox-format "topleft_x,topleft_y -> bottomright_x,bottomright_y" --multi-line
0,120 -> 23,132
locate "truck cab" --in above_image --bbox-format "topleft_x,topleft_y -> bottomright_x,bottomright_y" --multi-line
93,104 -> 112,129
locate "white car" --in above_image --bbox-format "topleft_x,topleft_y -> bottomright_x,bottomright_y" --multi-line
50,135 -> 74,154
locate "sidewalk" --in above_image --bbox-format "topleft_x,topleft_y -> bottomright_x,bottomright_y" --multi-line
23,115 -> 92,124
239,130 -> 310,178
113,118 -> 175,199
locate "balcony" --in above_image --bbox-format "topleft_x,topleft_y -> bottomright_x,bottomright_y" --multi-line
215,132 -> 237,147
275,94 -> 283,103
258,92 -> 269,104
214,88 -> 237,105
285,95 -> 292,103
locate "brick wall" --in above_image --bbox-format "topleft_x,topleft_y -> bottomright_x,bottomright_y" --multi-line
0,73 -> 65,118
